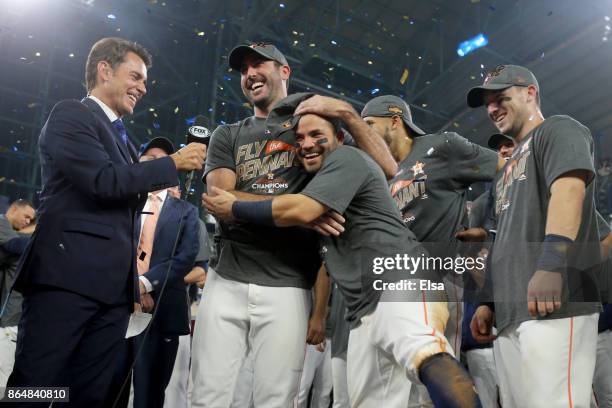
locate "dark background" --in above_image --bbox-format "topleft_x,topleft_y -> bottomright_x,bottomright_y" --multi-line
0,0 -> 610,216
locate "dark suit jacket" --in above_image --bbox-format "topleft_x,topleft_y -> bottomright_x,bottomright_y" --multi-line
138,196 -> 199,335
14,98 -> 179,306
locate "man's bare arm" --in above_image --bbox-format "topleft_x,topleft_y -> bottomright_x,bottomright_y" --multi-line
295,95 -> 398,178
205,168 -> 270,201
545,170 -> 587,239
307,264 -> 331,345
203,187 -> 329,228
272,194 -> 329,227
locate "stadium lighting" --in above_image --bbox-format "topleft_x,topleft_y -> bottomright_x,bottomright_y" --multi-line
457,33 -> 488,57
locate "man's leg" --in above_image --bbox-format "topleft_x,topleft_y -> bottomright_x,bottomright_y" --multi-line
0,326 -> 17,392
191,269 -> 249,408
331,353 -> 350,408
250,285 -> 310,407
231,351 -> 254,408
444,272 -> 464,354
6,287 -> 106,407
297,344 -> 323,408
310,339 -> 332,408
346,316 -> 411,408
592,329 -> 612,407
133,330 -> 179,408
67,301 -> 131,408
518,314 -> 598,408
163,334 -> 190,408
371,292 -> 481,407
493,325 -> 524,408
465,348 -> 499,408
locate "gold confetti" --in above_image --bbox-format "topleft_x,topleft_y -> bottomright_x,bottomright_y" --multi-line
399,68 -> 410,85
174,106 -> 179,114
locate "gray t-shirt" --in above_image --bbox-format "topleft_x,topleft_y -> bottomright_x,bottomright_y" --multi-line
492,115 -> 601,331
195,218 -> 210,264
328,282 -> 350,358
0,215 -> 22,327
301,146 -> 426,326
204,116 -> 320,288
389,132 -> 498,248
596,211 -> 611,303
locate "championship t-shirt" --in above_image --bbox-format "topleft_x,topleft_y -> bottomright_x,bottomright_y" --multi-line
301,146 -> 427,326
328,282 -> 350,358
596,211 -> 611,304
389,132 -> 498,248
204,116 -> 320,288
491,115 -> 601,331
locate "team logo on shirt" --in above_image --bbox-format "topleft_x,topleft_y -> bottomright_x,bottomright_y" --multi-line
412,161 -> 425,176
495,138 -> 532,215
236,139 -> 297,183
251,172 -> 289,194
265,140 -> 294,155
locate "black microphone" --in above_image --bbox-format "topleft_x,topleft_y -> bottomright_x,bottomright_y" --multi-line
187,115 -> 212,146
184,115 -> 212,198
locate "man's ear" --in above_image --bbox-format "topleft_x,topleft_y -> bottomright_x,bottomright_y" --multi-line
280,65 -> 291,81
97,61 -> 113,83
337,130 -> 345,144
391,115 -> 402,130
526,84 -> 538,104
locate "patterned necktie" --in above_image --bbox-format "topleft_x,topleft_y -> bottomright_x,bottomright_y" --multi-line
137,193 -> 161,275
112,118 -> 128,146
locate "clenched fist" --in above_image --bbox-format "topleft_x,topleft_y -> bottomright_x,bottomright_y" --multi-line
171,142 -> 207,171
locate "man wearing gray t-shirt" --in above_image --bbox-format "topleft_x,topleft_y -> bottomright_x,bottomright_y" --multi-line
204,93 -> 482,408
194,43 -> 396,408
467,64 -> 601,408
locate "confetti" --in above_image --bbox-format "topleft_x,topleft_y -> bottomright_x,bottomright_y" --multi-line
174,106 -> 179,114
399,68 -> 409,85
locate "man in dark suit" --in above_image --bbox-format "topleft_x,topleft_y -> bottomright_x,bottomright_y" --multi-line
132,137 -> 200,408
5,37 -> 206,407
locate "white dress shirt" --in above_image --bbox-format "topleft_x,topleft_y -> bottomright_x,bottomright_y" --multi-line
138,189 -> 169,293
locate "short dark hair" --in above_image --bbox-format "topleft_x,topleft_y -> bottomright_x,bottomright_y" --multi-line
85,37 -> 152,93
9,198 -> 34,209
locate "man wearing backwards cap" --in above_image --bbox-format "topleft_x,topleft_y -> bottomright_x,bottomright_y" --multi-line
204,92 -> 483,408
360,95 -> 503,405
467,64 -> 601,408
192,42 -> 396,407
131,137 -> 200,408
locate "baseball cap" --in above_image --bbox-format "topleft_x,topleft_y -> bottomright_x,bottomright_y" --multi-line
139,137 -> 175,157
360,95 -> 426,136
487,133 -> 514,150
228,42 -> 289,71
267,92 -> 342,138
467,64 -> 539,108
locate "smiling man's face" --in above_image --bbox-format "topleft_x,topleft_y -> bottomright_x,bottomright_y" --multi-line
294,114 -> 341,173
240,53 -> 288,112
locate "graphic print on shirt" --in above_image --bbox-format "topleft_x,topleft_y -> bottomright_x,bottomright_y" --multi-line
390,160 -> 428,223
495,137 -> 532,215
235,138 -> 297,193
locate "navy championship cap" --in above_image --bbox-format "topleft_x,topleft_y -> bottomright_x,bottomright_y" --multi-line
139,137 -> 175,157
487,133 -> 514,150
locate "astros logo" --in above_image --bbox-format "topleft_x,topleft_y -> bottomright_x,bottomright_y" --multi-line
412,161 -> 425,176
